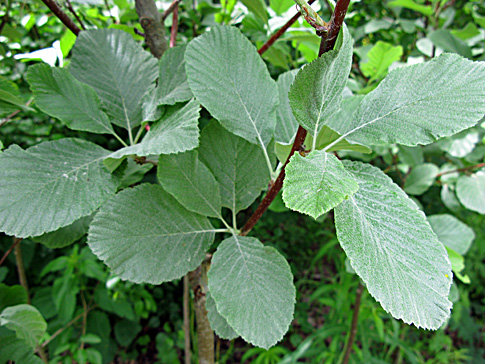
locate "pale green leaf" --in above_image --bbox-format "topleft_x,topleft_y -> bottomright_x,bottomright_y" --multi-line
208,236 -> 295,349
270,0 -> 294,15
185,26 -> 278,149
441,184 -> 462,213
0,335 -> 44,364
0,138 -> 119,238
88,184 -> 215,284
428,30 -> 473,59
70,29 -> 158,130
27,64 -> 114,135
456,173 -> 485,214
31,215 -> 93,249
199,121 -> 270,214
0,304 -> 47,348
275,70 -> 298,144
450,22 -> 480,41
437,129 -> 479,158
158,150 -> 222,218
398,145 -> 424,167
403,163 -> 439,195
327,54 -> 485,148
360,41 -> 403,82
206,292 -> 238,340
428,214 -> 475,255
283,150 -> 358,219
289,25 -> 352,139
241,0 -> 268,23
108,99 -> 200,159
387,0 -> 433,16
335,161 -> 452,329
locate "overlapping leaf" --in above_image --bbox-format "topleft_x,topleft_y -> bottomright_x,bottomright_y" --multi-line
275,70 -> 298,143
428,214 -> 475,255
0,304 -> 47,348
456,173 -> 485,214
206,292 -> 238,340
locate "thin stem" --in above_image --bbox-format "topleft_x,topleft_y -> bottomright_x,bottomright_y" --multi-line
183,275 -> 191,364
293,0 -> 326,27
170,4 -> 178,47
65,0 -> 86,30
14,240 -> 30,304
113,132 -> 129,147
161,0 -> 182,22
342,283 -> 363,364
232,210 -> 237,231
127,127 -> 134,145
103,0 -> 116,23
133,124 -> 145,144
319,0 -> 350,54
79,290 -> 88,349
0,98 -> 34,128
262,145 -> 275,180
436,163 -> 485,177
0,237 -> 21,266
41,0 -> 81,36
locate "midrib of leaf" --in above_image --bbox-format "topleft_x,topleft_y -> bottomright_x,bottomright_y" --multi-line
127,228 -> 227,238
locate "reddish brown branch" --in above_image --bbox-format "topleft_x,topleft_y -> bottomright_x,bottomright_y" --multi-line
342,284 -> 364,364
436,162 -> 485,177
162,0 -> 182,22
0,237 -> 22,266
41,0 -> 81,36
65,0 -> 86,30
319,0 -> 350,54
170,4 -> 179,47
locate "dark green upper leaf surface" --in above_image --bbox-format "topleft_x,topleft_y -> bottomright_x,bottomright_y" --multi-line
70,29 -> 158,130
0,138 -> 119,238
208,236 -> 295,349
0,335 -> 44,364
88,184 -> 215,284
0,284 -> 27,312
27,64 -> 114,135
31,215 -> 92,249
185,25 -> 278,148
335,161 -> 452,330
289,25 -> 352,138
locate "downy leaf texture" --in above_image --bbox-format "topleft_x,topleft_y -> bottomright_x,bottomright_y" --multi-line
428,214 -> 475,255
456,173 -> 485,214
205,292 -> 238,340
335,161 -> 453,330
88,184 -> 215,284
275,69 -> 299,143
208,236 -> 295,349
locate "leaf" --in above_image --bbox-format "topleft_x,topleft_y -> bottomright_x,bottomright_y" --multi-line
241,0 -> 268,23
437,129 -> 479,158
275,70 -> 299,143
70,29 -> 158,130
328,54 -> 485,147
88,184 -> 215,284
403,163 -> 439,195
282,150 -> 358,219
456,173 -> 485,214
0,76 -> 23,116
206,292 -> 238,340
198,121 -> 270,214
27,64 -> 114,135
0,284 -> 27,312
428,214 -> 475,255
158,150 -> 222,218
428,30 -> 473,59
0,138 -> 120,238
387,0 -> 433,16
0,90 -> 34,112
31,215 -> 93,249
0,304 -> 47,348
334,161 -> 452,329
185,26 -> 278,149
0,335 -> 44,364
208,236 -> 295,349
270,0 -> 294,15
108,99 -> 200,159
398,145 -> 424,167
360,41 -> 403,82
289,24 -> 352,139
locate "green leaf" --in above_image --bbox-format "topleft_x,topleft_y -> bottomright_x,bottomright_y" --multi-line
0,138 -> 120,238
428,214 -> 475,255
88,184 -> 215,284
158,150 -> 222,218
118,159 -> 153,190
0,75 -> 22,116
398,145 -> 424,167
0,304 -> 47,348
114,319 -> 141,346
0,89 -> 34,112
335,161 -> 452,329
109,99 -> 200,159
387,0 -> 433,16
208,236 -> 295,349
283,150 -> 358,219
270,0 -> 294,15
0,284 -> 27,312
31,215 -> 93,249
450,22 -> 480,41
185,26 -> 278,149
403,163 -> 439,195
327,54 -> 485,147
456,173 -> 485,214
206,292 -> 238,340
0,335 -> 44,364
275,70 -> 298,143
241,0 -> 268,23
27,64 -> 115,135
428,30 -> 473,59
360,41 -> 403,82
437,129 -> 479,158
70,29 -> 158,130
198,121 -> 270,214
289,25 -> 352,140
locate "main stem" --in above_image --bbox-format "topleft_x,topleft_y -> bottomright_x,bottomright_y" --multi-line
342,283 -> 363,364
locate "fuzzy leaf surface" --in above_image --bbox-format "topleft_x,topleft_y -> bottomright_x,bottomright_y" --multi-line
335,161 -> 452,329
283,150 -> 358,219
208,236 -> 295,349
456,173 -> 485,214
31,215 -> 92,249
0,139 -> 119,238
275,70 -> 298,143
88,184 -> 215,284
70,29 -> 158,130
185,26 -> 278,148
206,292 -> 238,340
0,304 -> 47,348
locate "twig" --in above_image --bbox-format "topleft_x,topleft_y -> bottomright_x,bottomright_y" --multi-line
170,3 -> 179,47
342,284 -> 364,364
319,0 -> 350,54
64,0 -> 86,30
0,237 -> 21,266
436,163 -> 485,177
161,0 -> 182,22
79,290 -> 88,349
135,0 -> 168,58
41,0 -> 81,36
0,98 -> 34,128
103,0 -> 116,23
258,0 -> 316,56
183,275 -> 191,364
14,240 -> 30,304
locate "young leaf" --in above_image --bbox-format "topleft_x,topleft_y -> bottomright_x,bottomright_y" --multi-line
198,121 -> 271,214
70,29 -> 158,130
275,70 -> 299,143
208,236 -> 295,349
326,54 -> 485,148
456,173 -> 485,214
283,150 -> 358,219
108,99 -> 200,159
88,184 -> 215,284
289,24 -> 352,140
185,26 -> 278,148
428,214 -> 475,255
334,161 -> 452,330
27,64 -> 114,135
158,150 -> 222,218
0,304 -> 47,348
360,41 -> 403,82
206,292 -> 238,340
403,163 -> 439,195
0,138 -> 120,238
